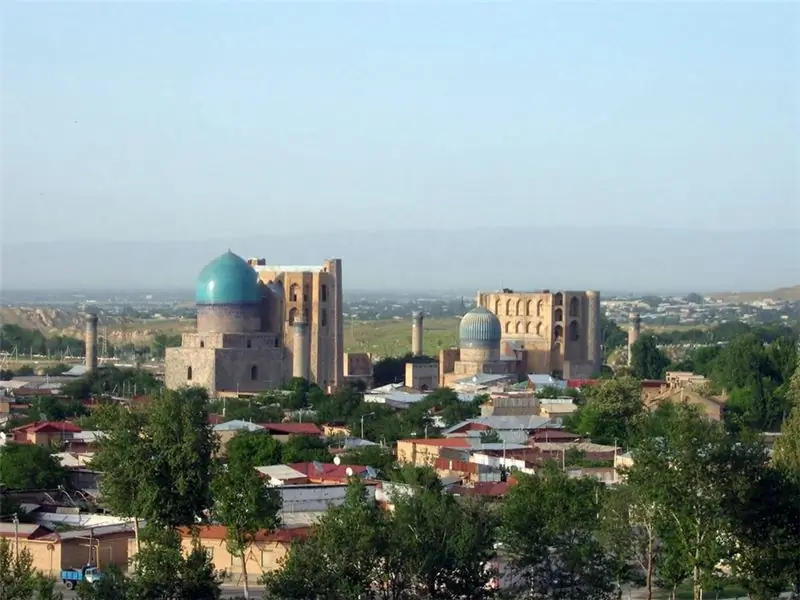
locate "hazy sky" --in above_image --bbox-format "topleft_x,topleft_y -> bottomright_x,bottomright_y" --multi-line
2,2 -> 798,248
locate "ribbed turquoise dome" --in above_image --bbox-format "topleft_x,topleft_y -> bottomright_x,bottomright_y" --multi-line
195,251 -> 261,305
459,306 -> 502,349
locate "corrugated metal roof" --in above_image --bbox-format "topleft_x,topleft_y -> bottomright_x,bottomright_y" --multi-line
212,420 -> 264,432
255,465 -> 307,481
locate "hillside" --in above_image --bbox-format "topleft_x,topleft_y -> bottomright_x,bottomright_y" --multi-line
710,285 -> 800,303
0,307 -> 194,346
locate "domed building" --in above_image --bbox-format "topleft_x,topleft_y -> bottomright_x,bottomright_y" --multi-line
436,289 -> 603,387
165,251 -> 345,396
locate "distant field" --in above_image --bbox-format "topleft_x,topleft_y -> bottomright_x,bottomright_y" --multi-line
344,316 -> 460,357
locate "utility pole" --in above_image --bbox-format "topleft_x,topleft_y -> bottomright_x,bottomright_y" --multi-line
13,512 -> 19,560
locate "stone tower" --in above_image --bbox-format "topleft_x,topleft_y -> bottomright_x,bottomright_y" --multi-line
293,318 -> 310,380
85,312 -> 98,372
411,311 -> 424,356
585,290 -> 602,374
627,312 -> 642,366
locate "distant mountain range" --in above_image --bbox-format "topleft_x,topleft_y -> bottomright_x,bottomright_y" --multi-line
2,226 -> 798,294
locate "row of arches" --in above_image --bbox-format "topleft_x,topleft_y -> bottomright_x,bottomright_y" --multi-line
493,295 -> 581,318
288,283 -> 329,303
501,320 -> 581,341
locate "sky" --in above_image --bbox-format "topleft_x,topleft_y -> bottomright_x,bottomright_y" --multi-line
1,2 -> 798,290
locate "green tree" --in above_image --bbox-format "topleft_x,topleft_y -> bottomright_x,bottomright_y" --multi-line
338,445 -> 395,474
773,406 -> 800,476
600,315 -> 627,353
567,376 -> 643,447
211,463 -> 282,599
263,482 -> 387,600
391,487 -> 497,599
0,537 -> 37,600
225,431 -> 283,470
499,467 -> 617,600
0,444 -> 66,490
479,429 -> 502,444
625,405 -> 737,600
92,387 -> 217,549
281,435 -> 332,463
127,527 -> 221,600
630,334 -> 670,380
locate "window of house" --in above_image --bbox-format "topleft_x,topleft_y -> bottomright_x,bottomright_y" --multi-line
554,308 -> 563,322
288,308 -> 297,326
246,339 -> 252,348
251,365 -> 258,380
321,309 -> 327,327
199,340 -> 204,348
321,285 -> 328,302
554,292 -> 563,307
187,366 -> 193,381
289,284 -> 299,302
303,285 -> 309,302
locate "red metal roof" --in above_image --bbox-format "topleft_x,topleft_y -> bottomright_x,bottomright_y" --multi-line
259,422 -> 323,435
288,462 -> 368,481
12,421 -> 83,434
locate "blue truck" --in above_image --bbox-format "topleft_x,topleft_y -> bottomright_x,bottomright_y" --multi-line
60,564 -> 102,590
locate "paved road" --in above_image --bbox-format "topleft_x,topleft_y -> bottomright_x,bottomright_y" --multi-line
59,583 -> 264,598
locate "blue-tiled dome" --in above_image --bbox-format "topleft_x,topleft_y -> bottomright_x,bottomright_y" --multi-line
459,306 -> 502,349
195,251 -> 261,306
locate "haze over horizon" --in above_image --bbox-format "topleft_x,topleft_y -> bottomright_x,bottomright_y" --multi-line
1,3 -> 798,292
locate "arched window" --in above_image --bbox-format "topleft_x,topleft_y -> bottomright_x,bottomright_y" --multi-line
526,322 -> 533,334
554,324 -> 563,340
537,299 -> 544,317
187,366 -> 193,381
554,292 -> 563,307
321,284 -> 328,302
516,299 -> 523,316
527,300 -> 534,316
505,321 -> 511,334
288,308 -> 297,326
568,320 -> 580,342
554,308 -> 563,322
303,285 -> 309,302
494,299 -> 501,314
289,284 -> 299,302
250,365 -> 258,380
505,299 -> 513,315
199,340 -> 204,348
536,322 -> 543,336
515,321 -> 523,334
569,296 -> 580,318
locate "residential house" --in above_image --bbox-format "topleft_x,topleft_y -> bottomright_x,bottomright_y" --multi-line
178,525 -> 309,583
0,522 -> 133,576
12,421 -> 84,448
259,423 -> 323,443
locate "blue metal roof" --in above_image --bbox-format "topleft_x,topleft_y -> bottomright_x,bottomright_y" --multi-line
195,251 -> 261,306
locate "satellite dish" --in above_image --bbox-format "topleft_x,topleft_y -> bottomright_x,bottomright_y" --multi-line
333,456 -> 341,466
345,467 -> 354,477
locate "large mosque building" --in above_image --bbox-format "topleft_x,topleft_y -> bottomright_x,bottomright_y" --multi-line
437,289 -> 602,386
164,251 -> 344,396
